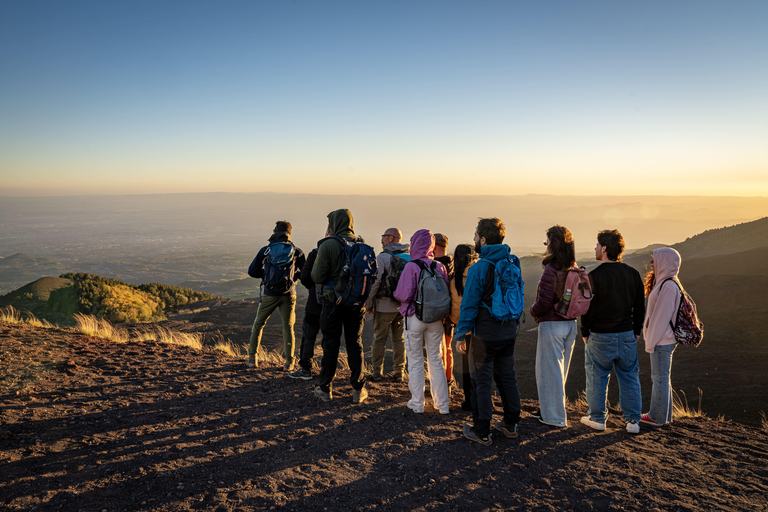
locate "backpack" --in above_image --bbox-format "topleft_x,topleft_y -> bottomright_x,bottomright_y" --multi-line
261,241 -> 297,294
380,250 -> 410,300
662,278 -> 704,347
412,260 -> 452,323
482,255 -> 524,322
331,236 -> 378,307
554,266 -> 593,320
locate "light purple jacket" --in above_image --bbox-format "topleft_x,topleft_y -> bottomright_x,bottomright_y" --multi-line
393,229 -> 449,318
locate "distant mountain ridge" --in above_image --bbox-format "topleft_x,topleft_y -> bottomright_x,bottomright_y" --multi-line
673,217 -> 768,257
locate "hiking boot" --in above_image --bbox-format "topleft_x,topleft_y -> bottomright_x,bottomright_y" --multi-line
288,368 -> 313,381
406,400 -> 424,414
463,424 -> 492,446
314,387 -> 332,402
626,419 -> 640,434
352,387 -> 368,404
283,362 -> 295,372
370,374 -> 384,383
392,373 -> 405,383
246,360 -> 258,368
640,414 -> 661,427
580,416 -> 606,431
494,420 -> 519,439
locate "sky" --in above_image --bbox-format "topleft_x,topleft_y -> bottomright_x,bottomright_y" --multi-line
1,0 -> 767,197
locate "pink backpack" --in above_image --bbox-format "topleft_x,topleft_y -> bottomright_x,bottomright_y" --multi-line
555,266 -> 593,320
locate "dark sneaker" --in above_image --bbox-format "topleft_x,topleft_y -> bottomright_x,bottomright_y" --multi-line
529,409 -> 542,419
463,423 -> 492,446
314,387 -> 332,402
626,419 -> 640,434
288,368 -> 313,380
494,420 -> 519,439
370,374 -> 384,382
352,387 -> 368,404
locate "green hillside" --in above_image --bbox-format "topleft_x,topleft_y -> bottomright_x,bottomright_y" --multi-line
0,274 -> 219,325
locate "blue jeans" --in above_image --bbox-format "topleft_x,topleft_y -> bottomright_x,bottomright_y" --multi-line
649,343 -> 677,424
469,336 -> 521,437
584,331 -> 641,423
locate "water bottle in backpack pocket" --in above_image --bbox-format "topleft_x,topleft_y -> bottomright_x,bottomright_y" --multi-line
554,266 -> 593,319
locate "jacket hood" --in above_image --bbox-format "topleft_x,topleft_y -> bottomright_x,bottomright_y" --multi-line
479,243 -> 511,262
384,242 -> 410,253
409,229 -> 435,261
327,209 -> 354,237
652,247 -> 680,285
269,232 -> 292,243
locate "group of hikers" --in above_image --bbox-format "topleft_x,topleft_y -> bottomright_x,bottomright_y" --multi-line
245,208 -> 697,446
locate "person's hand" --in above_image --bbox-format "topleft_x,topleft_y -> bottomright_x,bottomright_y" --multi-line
635,335 -> 640,342
582,336 -> 588,344
455,338 -> 467,354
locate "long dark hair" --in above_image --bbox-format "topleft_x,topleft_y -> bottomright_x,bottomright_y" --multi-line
453,243 -> 477,296
542,225 -> 576,271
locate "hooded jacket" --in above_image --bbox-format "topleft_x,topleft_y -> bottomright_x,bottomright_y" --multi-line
454,244 -> 520,343
393,229 -> 448,318
311,209 -> 359,303
366,241 -> 410,314
247,231 -> 306,296
643,247 -> 682,353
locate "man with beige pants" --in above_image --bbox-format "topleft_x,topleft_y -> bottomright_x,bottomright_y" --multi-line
366,227 -> 410,382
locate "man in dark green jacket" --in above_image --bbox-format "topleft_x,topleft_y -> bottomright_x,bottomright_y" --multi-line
311,209 -> 368,404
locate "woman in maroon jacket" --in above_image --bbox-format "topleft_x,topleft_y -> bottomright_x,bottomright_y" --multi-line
529,225 -> 578,427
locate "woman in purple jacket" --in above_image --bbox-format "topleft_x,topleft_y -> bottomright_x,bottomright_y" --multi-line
529,225 -> 578,427
394,229 -> 451,415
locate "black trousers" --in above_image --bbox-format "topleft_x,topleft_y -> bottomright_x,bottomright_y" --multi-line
297,307 -> 321,371
317,299 -> 366,392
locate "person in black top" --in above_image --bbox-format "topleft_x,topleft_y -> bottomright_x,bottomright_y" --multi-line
580,229 -> 645,434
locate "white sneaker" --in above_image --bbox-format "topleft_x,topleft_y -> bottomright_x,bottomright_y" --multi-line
439,407 -> 450,415
580,415 -> 606,431
626,419 -> 640,434
407,400 -> 424,414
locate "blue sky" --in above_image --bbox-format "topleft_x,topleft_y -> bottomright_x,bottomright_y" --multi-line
1,0 -> 766,196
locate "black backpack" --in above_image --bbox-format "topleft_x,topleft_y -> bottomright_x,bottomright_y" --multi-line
379,250 -> 410,300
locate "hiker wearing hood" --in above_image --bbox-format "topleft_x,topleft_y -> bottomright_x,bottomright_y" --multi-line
393,229 -> 451,415
246,221 -> 306,371
641,247 -> 683,426
310,209 -> 369,404
365,227 -> 410,382
454,218 -> 522,445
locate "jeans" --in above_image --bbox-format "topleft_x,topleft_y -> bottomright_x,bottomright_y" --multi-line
371,311 -> 405,377
403,315 -> 450,412
297,307 -> 321,371
584,331 -> 642,423
469,335 -> 521,437
248,293 -> 296,365
317,299 -> 366,392
648,343 -> 677,424
535,320 -> 577,426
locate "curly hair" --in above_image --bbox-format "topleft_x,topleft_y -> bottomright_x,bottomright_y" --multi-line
597,229 -> 625,262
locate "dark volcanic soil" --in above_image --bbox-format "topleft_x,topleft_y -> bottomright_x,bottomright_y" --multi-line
1,322 -> 768,512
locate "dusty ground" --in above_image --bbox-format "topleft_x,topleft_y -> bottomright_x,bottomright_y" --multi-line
1,321 -> 767,512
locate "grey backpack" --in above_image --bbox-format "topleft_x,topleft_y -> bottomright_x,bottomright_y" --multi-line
413,260 -> 451,323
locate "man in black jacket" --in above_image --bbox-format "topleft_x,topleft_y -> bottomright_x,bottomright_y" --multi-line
580,229 -> 645,434
247,221 -> 306,371
288,246 -> 322,380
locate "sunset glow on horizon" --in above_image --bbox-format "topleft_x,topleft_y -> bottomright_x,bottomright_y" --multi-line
1,1 -> 767,198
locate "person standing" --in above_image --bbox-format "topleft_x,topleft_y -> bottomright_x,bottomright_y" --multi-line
288,246 -> 322,380
580,229 -> 645,434
365,227 -> 410,382
393,229 -> 451,415
641,247 -> 683,426
246,221 -> 306,370
529,225 -> 579,428
433,233 -> 455,385
455,218 -> 522,445
311,209 -> 369,404
448,243 -> 477,411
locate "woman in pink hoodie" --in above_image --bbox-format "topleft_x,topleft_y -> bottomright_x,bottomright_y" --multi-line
393,229 -> 451,415
641,247 -> 682,426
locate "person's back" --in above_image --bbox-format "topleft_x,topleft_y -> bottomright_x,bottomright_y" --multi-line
580,229 -> 644,435
312,209 -> 369,404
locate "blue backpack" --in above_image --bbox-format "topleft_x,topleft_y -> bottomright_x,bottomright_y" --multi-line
482,254 -> 524,322
261,241 -> 297,294
331,237 -> 378,307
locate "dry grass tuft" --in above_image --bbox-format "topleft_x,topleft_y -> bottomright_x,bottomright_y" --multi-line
75,313 -> 129,343
760,411 -> 768,432
0,306 -> 53,328
213,339 -> 245,357
134,326 -> 203,351
672,388 -> 723,420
